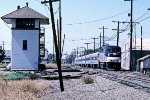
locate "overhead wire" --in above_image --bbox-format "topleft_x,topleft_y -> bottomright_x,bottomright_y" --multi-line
33,0 -> 50,17
44,4 -> 50,17
109,9 -> 150,42
54,7 -> 60,14
135,11 -> 150,21
34,0 -> 41,3
138,16 -> 150,23
34,0 -> 148,47
108,18 -> 130,42
66,10 -> 130,25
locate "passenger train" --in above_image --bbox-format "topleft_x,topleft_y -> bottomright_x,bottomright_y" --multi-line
74,45 -> 121,70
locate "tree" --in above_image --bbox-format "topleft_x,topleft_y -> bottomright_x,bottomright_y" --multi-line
0,49 -> 5,63
66,51 -> 76,64
84,49 -> 94,55
95,48 -> 100,52
48,53 -> 56,63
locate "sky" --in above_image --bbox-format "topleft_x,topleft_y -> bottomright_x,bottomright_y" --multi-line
0,0 -> 150,55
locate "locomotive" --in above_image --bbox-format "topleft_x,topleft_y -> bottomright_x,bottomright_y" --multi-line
74,45 -> 121,70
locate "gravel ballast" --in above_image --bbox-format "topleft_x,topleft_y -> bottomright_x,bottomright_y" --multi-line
40,75 -> 150,100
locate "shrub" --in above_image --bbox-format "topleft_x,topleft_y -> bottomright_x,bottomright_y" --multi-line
45,63 -> 57,69
0,79 -> 53,99
81,74 -> 94,84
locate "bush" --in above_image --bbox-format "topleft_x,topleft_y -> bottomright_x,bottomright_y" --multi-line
0,79 -> 53,99
81,74 -> 94,84
45,63 -> 57,69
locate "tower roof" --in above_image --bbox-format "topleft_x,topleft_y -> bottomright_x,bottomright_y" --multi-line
1,6 -> 49,25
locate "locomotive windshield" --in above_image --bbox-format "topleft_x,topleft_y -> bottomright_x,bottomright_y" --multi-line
104,46 -> 121,57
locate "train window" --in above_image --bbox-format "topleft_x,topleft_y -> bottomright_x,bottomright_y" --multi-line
107,48 -> 111,52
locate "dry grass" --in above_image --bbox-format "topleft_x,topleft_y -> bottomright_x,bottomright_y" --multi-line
0,79 -> 53,100
45,63 -> 58,69
81,74 -> 94,84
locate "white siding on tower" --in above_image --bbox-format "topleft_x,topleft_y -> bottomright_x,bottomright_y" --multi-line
11,30 -> 39,70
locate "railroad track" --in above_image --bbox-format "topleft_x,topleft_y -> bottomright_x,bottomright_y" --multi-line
98,69 -> 150,92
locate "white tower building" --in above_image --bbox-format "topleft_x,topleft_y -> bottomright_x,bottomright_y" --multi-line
1,4 -> 49,70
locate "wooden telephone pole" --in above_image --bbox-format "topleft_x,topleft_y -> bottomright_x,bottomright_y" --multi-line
112,21 -> 120,46
99,33 -> 102,48
141,26 -> 143,58
99,26 -> 108,46
41,0 -> 64,92
91,37 -> 98,53
84,43 -> 90,50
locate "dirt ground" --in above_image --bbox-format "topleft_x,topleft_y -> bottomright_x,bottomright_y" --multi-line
0,67 -> 150,100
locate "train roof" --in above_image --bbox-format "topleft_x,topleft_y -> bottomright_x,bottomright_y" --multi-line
102,45 -> 121,48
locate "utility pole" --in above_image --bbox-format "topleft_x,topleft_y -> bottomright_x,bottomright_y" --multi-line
117,21 -> 119,46
57,19 -> 60,51
59,0 -> 62,58
141,26 -> 143,58
130,0 -> 133,71
99,26 -> 108,46
84,43 -> 90,50
53,40 -> 55,63
2,41 -> 4,50
112,21 -> 132,46
124,0 -> 133,71
61,34 -> 65,55
99,33 -> 102,48
91,37 -> 98,53
134,24 -> 137,49
77,47 -> 78,57
112,21 -> 120,46
41,0 -> 64,92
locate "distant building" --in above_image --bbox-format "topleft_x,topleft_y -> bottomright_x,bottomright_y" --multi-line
61,54 -> 67,64
121,38 -> 150,71
1,4 -> 49,70
41,49 -> 49,64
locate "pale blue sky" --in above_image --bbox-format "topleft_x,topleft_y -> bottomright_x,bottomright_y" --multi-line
0,0 -> 150,54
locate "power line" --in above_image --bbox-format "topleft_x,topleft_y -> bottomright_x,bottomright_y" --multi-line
54,7 -> 60,14
138,16 -> 150,23
33,0 -> 51,17
44,4 -> 50,17
65,38 -> 90,41
34,0 -> 41,3
135,11 -> 150,21
66,10 -> 130,25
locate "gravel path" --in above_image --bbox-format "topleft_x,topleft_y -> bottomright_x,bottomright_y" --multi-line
40,75 -> 150,100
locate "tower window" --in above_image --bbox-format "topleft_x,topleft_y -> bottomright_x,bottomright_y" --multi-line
23,40 -> 27,50
16,19 -> 35,29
